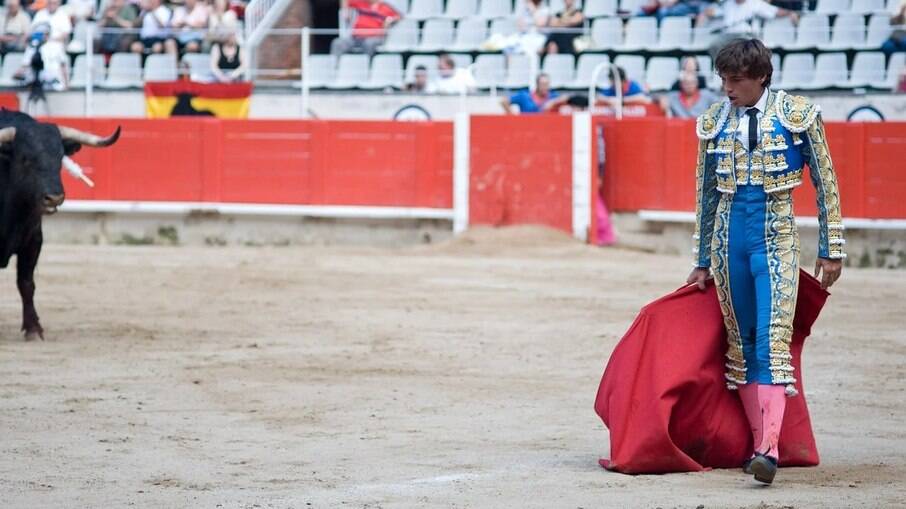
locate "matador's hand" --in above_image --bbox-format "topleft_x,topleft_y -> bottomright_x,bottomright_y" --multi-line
814,258 -> 842,290
686,267 -> 710,291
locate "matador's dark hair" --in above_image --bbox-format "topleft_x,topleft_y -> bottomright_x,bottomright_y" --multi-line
715,38 -> 773,88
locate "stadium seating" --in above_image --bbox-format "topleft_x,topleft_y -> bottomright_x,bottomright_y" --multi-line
473,53 -> 506,88
444,0 -> 477,19
328,53 -> 371,89
571,53 -> 610,89
478,0 -> 513,19
828,13 -> 867,50
802,52 -> 848,89
542,53 -> 576,87
418,18 -> 456,51
792,13 -> 831,50
762,18 -> 797,48
646,56 -> 680,91
382,18 -> 420,52
362,53 -> 405,89
591,17 -> 622,50
69,54 -> 105,89
504,54 -> 534,88
848,51 -> 886,87
405,54 -> 440,83
143,54 -> 179,82
777,53 -> 815,89
182,53 -> 213,80
658,16 -> 692,51
408,0 -> 443,20
621,17 -> 658,52
613,54 -> 646,84
584,0 -> 617,18
101,53 -> 143,89
451,17 -> 488,51
0,53 -> 24,88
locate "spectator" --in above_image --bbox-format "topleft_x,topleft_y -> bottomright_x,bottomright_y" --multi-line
210,30 -> 245,82
208,0 -> 239,43
130,0 -> 173,55
330,0 -> 401,56
596,66 -> 651,106
500,73 -> 567,114
670,56 -> 708,91
881,0 -> 906,58
655,0 -> 706,21
167,0 -> 209,54
65,0 -> 97,23
513,0 -> 548,55
0,0 -> 32,54
99,0 -> 140,55
428,53 -> 477,94
16,25 -> 69,90
30,0 -> 71,44
406,64 -> 429,93
696,0 -> 799,58
545,0 -> 584,55
658,71 -> 719,118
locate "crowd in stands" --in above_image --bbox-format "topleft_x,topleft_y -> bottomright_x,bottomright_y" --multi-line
0,0 -> 248,90
320,0 -> 906,113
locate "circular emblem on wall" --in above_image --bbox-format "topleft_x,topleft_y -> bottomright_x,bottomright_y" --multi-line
393,104 -> 432,121
846,105 -> 885,122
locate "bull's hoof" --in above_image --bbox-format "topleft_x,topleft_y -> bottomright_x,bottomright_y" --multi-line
24,331 -> 44,342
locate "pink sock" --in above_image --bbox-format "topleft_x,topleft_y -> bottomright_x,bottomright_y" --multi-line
594,193 -> 616,246
757,384 -> 788,459
738,383 -> 762,456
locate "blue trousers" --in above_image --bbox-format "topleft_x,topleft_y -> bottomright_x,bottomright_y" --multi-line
711,185 -> 801,387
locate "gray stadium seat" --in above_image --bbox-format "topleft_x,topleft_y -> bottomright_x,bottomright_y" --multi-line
69,54 -> 105,88
0,53 -> 24,87
658,16 -> 691,50
450,54 -> 473,70
770,53 -> 781,88
474,53 -> 506,89
646,56 -> 679,92
815,0 -> 851,13
405,54 -> 440,83
101,52 -> 142,88
452,17 -> 488,50
301,54 -> 336,89
361,53 -> 404,89
762,17 -> 796,48
828,13 -> 866,50
777,53 -> 815,89
801,52 -> 848,89
847,51 -> 886,87
620,17 -> 657,51
489,16 -> 518,36
619,0 -> 647,14
381,18 -> 419,51
385,0 -> 408,14
592,17 -> 622,49
584,0 -> 617,18
690,26 -> 716,51
542,54 -> 575,88
143,53 -> 178,81
851,0 -> 887,13
181,52 -> 212,80
614,54 -> 646,84
418,18 -> 455,51
328,53 -> 370,89
479,0 -> 512,19
884,52 -> 906,89
792,14 -> 831,49
550,0 -> 583,12
504,54 -> 533,89
408,0 -> 443,20
571,53 -> 610,88
444,0 -> 477,19
67,20 -> 96,54
864,14 -> 892,48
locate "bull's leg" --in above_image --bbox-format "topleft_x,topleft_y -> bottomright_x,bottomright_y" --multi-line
17,229 -> 44,341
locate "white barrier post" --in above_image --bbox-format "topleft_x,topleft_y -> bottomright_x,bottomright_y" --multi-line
453,112 -> 470,234
301,26 -> 310,118
571,111 -> 591,241
85,24 -> 94,117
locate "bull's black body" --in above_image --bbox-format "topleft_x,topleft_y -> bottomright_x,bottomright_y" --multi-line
0,109 -> 119,340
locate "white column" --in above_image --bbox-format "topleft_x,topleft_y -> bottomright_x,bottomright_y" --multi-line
453,112 -> 470,234
571,112 -> 592,241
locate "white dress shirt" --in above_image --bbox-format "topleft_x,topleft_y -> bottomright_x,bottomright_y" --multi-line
735,87 -> 770,152
722,0 -> 780,35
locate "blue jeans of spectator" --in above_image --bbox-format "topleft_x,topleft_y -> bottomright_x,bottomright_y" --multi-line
657,2 -> 701,21
881,36 -> 906,58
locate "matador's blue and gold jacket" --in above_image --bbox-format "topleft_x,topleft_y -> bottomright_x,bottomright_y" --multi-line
692,90 -> 846,267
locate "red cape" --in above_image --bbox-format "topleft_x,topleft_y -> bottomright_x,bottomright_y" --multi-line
594,270 -> 827,474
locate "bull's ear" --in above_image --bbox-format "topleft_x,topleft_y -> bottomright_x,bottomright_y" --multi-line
63,141 -> 82,156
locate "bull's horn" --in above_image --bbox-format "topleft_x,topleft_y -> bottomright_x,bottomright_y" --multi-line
58,125 -> 121,147
0,126 -> 15,143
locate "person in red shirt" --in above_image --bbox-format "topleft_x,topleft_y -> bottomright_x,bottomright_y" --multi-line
330,0 -> 401,56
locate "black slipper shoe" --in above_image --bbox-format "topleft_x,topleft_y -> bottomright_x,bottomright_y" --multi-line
750,453 -> 778,485
742,456 -> 755,474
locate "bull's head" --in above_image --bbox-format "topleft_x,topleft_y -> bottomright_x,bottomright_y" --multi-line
0,124 -> 120,215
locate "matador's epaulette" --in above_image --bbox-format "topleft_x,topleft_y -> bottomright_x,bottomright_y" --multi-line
695,100 -> 730,140
775,90 -> 821,133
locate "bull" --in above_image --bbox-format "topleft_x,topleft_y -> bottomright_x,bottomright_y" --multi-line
0,109 -> 120,341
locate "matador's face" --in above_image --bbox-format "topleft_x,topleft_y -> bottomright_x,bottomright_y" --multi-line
720,73 -> 766,108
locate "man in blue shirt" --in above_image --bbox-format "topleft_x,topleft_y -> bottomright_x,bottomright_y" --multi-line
500,73 -> 567,114
596,66 -> 651,107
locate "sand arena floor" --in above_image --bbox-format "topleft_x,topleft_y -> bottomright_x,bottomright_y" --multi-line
0,227 -> 903,508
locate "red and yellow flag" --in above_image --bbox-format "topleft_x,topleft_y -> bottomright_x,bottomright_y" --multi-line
144,81 -> 253,119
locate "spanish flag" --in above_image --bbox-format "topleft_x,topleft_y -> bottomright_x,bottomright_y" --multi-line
144,81 -> 253,119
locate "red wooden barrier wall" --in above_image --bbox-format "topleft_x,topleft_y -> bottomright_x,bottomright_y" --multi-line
41,116 -> 906,226
50,117 -> 454,209
469,115 -> 573,232
594,117 -> 906,220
